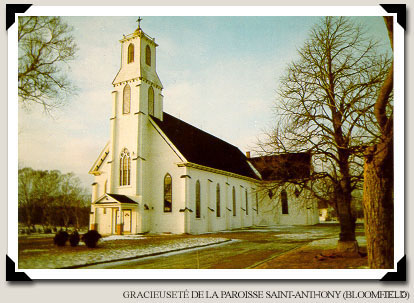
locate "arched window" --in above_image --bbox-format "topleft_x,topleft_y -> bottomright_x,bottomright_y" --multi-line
148,86 -> 154,116
216,184 -> 221,217
195,180 -> 201,218
123,84 -> 131,114
245,189 -> 248,215
145,45 -> 151,66
127,43 -> 134,63
164,173 -> 172,212
281,189 -> 288,214
119,149 -> 131,186
232,186 -> 236,216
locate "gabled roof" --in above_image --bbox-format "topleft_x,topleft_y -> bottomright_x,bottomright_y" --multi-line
249,153 -> 311,181
107,193 -> 138,204
89,141 -> 111,175
151,113 -> 259,180
94,193 -> 138,205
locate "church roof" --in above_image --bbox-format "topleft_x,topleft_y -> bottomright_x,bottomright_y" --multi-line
89,141 -> 110,175
151,113 -> 260,180
95,193 -> 139,204
107,193 -> 138,204
248,153 -> 311,181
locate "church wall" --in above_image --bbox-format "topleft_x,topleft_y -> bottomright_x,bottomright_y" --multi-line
255,185 -> 319,226
144,120 -> 186,234
90,146 -> 112,233
95,207 -> 113,235
185,167 -> 257,234
111,82 -> 140,197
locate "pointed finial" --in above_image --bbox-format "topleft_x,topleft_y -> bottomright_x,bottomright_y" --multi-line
136,17 -> 143,29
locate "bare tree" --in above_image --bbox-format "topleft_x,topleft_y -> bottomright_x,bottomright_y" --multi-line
58,172 -> 85,229
18,168 -> 89,231
363,16 -> 394,268
259,17 -> 391,252
18,168 -> 60,231
18,167 -> 38,231
18,16 -> 77,112
38,170 -> 62,230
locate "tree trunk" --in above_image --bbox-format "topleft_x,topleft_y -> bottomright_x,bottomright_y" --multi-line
336,184 -> 358,253
363,140 -> 394,268
335,150 -> 358,253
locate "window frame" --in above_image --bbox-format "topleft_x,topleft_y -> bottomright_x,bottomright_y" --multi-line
281,189 -> 289,214
148,86 -> 154,116
216,183 -> 221,218
127,43 -> 134,64
245,189 -> 249,215
195,180 -> 201,219
123,84 -> 131,114
119,149 -> 131,186
163,173 -> 172,213
145,45 -> 151,66
232,186 -> 236,216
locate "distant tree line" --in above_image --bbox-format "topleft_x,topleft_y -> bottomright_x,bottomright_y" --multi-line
18,167 -> 90,233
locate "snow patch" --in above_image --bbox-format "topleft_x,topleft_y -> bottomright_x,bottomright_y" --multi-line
101,235 -> 146,241
19,237 -> 229,269
274,231 -> 334,241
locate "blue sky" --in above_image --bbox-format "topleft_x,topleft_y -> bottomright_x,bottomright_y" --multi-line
18,16 -> 390,188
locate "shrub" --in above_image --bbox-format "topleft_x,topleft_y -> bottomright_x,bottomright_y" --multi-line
82,230 -> 102,248
53,231 -> 69,246
44,228 -> 52,234
69,231 -> 80,247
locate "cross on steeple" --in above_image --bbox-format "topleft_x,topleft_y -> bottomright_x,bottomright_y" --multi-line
136,17 -> 143,29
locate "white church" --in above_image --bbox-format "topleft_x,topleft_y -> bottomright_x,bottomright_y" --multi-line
88,22 -> 319,235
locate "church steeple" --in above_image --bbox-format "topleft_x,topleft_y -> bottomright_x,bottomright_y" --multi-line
108,20 -> 164,196
111,19 -> 164,120
112,20 -> 163,91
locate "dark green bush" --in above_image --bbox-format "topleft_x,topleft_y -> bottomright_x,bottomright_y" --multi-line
53,231 -> 69,246
69,231 -> 80,247
82,230 -> 102,248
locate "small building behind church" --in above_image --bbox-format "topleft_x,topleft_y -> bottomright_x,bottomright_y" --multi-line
88,23 -> 319,235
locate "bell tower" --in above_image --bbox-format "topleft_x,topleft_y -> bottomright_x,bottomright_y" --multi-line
112,18 -> 164,119
108,19 -> 164,200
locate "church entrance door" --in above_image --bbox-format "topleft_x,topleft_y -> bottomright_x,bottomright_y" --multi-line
123,210 -> 132,233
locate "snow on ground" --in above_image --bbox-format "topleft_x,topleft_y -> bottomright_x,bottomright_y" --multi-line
274,233 -> 330,241
220,226 -> 296,233
100,235 -> 146,241
273,229 -> 336,241
19,237 -> 229,269
87,239 -> 240,269
306,236 -> 367,250
19,234 -> 56,239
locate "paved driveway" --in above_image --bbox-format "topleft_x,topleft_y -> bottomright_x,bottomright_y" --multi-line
84,223 -> 365,269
